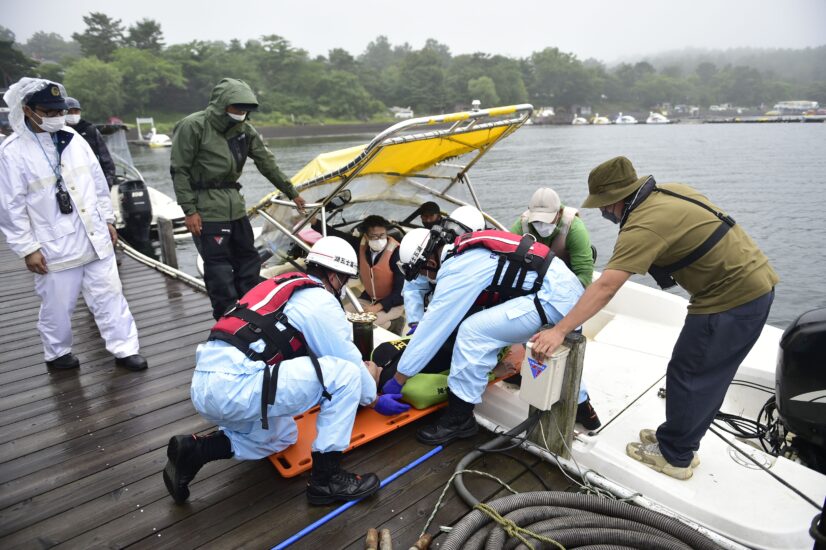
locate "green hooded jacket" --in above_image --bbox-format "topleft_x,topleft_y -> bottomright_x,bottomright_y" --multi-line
170,78 -> 297,221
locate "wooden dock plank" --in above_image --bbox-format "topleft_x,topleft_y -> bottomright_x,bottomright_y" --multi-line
0,240 -> 567,549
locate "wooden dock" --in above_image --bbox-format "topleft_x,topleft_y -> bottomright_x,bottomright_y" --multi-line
0,240 -> 568,549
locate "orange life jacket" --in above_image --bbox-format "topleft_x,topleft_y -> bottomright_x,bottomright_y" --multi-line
358,236 -> 399,301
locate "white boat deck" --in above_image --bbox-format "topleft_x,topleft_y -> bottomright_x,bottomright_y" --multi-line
477,277 -> 826,549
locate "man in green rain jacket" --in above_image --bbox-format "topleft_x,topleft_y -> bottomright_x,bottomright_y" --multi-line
171,78 -> 306,319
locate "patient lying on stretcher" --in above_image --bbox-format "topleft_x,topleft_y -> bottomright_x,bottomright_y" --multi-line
372,336 -> 523,410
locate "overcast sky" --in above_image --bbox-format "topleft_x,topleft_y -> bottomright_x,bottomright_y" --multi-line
5,0 -> 825,62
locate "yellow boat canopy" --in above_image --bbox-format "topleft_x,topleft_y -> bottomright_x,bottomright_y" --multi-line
291,124 -> 512,186
248,104 -> 532,255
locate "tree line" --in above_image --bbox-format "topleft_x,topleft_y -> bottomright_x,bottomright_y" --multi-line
2,13 -> 824,124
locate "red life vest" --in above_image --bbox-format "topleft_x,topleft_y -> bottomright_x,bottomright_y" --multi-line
210,272 -> 321,365
450,230 -> 555,312
209,272 -> 331,429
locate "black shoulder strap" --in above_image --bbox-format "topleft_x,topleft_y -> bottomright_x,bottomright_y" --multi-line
648,187 -> 737,286
497,234 -> 535,299
654,187 -> 736,227
230,306 -> 295,362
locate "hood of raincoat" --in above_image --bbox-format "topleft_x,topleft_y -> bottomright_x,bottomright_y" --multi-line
2,77 -> 68,140
204,78 -> 259,129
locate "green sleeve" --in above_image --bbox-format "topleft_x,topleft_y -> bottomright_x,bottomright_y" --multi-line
170,119 -> 201,216
247,128 -> 297,199
565,217 -> 595,287
510,218 -> 524,234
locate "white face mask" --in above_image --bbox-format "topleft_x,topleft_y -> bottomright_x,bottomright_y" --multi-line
65,114 -> 81,125
368,238 -> 387,252
532,221 -> 556,238
35,114 -> 66,133
227,111 -> 246,122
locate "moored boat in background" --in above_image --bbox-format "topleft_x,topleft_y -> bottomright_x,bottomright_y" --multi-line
646,111 -> 671,124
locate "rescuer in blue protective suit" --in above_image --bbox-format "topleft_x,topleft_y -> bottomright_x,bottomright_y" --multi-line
163,236 -> 401,506
402,205 -> 487,335
385,227 -> 595,445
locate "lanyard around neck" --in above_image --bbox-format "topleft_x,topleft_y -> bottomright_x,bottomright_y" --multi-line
31,130 -> 63,184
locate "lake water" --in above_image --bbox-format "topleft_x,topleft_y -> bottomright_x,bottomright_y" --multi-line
130,122 -> 826,328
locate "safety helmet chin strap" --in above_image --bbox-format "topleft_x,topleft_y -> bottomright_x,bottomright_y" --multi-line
402,225 -> 452,281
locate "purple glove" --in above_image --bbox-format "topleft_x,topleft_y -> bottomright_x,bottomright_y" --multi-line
374,393 -> 410,416
406,322 -> 418,336
382,377 -> 404,395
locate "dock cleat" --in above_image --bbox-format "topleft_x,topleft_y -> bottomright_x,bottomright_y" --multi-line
626,441 -> 694,480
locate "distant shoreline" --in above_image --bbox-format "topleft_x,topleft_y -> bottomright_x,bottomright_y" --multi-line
257,122 -> 394,140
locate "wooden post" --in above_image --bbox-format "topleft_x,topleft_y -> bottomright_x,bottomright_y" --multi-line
528,331 -> 587,459
157,217 -> 178,270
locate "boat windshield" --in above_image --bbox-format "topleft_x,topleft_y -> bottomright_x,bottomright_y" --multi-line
98,124 -> 142,181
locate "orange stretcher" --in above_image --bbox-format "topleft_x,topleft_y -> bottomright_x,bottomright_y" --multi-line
268,344 -> 524,478
268,402 -> 446,477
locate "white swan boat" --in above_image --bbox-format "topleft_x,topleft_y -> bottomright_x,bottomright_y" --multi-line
615,112 -> 639,124
572,114 -> 588,125
646,111 -> 672,124
591,113 -> 611,125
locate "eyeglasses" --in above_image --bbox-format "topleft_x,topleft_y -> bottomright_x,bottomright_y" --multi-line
33,107 -> 67,117
366,232 -> 387,241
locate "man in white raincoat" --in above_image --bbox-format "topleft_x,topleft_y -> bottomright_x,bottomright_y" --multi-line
0,78 -> 146,371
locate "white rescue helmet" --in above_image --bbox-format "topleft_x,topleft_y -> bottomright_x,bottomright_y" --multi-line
445,205 -> 485,235
398,228 -> 435,280
306,236 -> 358,277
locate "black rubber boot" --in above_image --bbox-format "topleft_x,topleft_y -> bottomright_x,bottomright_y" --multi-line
163,431 -> 233,504
416,391 -> 478,446
306,451 -> 381,506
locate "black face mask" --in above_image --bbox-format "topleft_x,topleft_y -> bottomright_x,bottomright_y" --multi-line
600,206 -> 620,224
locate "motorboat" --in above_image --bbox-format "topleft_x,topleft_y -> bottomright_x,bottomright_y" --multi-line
532,106 -> 556,125
646,111 -> 672,124
591,113 -> 611,125
127,104 -> 824,549
572,114 -> 588,125
98,123 -> 186,244
615,112 -> 639,124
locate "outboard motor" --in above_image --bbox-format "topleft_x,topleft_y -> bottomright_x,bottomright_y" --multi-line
119,179 -> 153,246
777,307 -> 826,472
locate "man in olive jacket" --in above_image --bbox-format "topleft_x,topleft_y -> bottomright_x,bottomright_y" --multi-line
171,78 -> 306,319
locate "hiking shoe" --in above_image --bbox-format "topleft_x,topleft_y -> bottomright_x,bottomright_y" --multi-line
626,442 -> 694,480
306,470 -> 381,505
46,353 -> 80,370
575,399 -> 602,431
416,414 -> 478,446
639,429 -> 700,467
